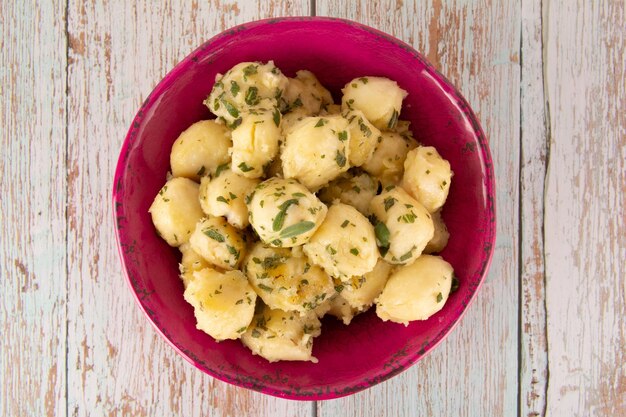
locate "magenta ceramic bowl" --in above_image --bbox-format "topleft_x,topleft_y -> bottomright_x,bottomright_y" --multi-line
113,17 -> 495,400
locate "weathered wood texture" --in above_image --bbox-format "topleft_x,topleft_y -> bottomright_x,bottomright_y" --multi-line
542,0 -> 625,415
0,1 -> 68,417
64,1 -> 311,416
2,0 -> 625,416
316,0 -> 521,415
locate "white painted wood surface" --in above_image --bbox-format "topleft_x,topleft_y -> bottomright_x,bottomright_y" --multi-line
1,1 -> 624,416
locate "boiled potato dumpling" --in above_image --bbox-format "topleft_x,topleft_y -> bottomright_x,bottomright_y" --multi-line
149,177 -> 204,247
247,177 -> 327,247
199,169 -> 259,229
341,76 -> 407,130
376,255 -> 453,324
402,146 -> 452,213
369,187 -> 434,265
424,210 -> 450,254
244,243 -> 335,315
170,120 -> 232,181
282,115 -> 351,190
178,242 -> 211,288
281,70 -> 333,115
340,259 -> 393,312
241,304 -> 321,363
184,268 -> 257,340
342,109 -> 382,166
361,132 -> 416,186
303,203 -> 379,279
317,170 -> 379,216
189,216 -> 247,270
205,61 -> 288,125
231,104 -> 282,178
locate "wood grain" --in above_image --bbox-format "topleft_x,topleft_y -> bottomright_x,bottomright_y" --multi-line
65,1 -> 312,416
542,0 -> 625,415
316,1 -> 521,414
0,1 -> 68,416
519,0 -> 549,414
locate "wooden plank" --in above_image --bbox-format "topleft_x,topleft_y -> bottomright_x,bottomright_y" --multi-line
65,1 -> 313,416
543,0 -> 626,415
519,0 -> 549,415
0,1 -> 68,417
316,1 -> 521,415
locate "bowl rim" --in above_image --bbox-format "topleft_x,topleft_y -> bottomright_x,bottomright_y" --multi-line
112,16 -> 496,400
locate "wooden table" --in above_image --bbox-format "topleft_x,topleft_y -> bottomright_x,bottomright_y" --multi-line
2,1 -> 624,416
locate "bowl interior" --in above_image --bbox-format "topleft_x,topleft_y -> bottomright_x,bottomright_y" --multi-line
114,17 -> 495,400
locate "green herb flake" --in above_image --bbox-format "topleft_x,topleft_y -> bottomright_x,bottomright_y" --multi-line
226,244 -> 239,258
338,130 -> 348,141
229,192 -> 237,200
230,80 -> 240,96
272,108 -> 281,127
257,283 -> 273,293
314,118 -> 327,128
399,250 -> 413,262
335,150 -> 347,168
334,284 -> 344,293
340,220 -> 350,228
292,192 -> 306,198
221,98 -> 239,118
215,163 -> 229,177
216,196 -> 228,204
350,248 -> 360,256
359,77 -> 369,84
279,221 -> 316,239
244,86 -> 259,106
203,228 -> 225,242
374,222 -> 390,248
197,166 -> 206,176
384,197 -> 396,211
236,326 -> 246,333
238,162 -> 254,172
252,257 -> 261,264
387,109 -> 399,129
236,299 -> 244,305
436,292 -> 443,303
326,245 -> 337,255
243,64 -> 258,78
273,199 -> 299,231
251,329 -> 261,338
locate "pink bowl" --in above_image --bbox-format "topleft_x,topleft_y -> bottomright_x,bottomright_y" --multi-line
113,17 -> 495,400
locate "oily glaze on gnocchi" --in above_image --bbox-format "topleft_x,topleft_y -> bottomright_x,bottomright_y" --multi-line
149,61 -> 457,362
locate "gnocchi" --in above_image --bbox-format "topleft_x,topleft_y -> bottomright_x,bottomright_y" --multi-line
149,61 -> 457,362
376,255 -> 453,324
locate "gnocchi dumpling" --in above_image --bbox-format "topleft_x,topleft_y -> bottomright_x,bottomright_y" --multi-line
205,61 -> 288,126
149,177 -> 204,247
342,109 -> 382,166
317,170 -> 379,216
183,268 -> 257,340
361,132 -> 416,186
369,187 -> 434,265
231,103 -> 282,178
401,146 -> 453,213
169,120 -> 232,181
199,169 -> 259,229
341,76 -> 407,130
281,115 -> 351,190
376,255 -> 453,325
303,203 -> 379,279
424,210 -> 450,254
244,243 -> 335,315
340,259 -> 393,312
189,216 -> 247,270
247,177 -> 327,247
241,304 -> 321,363
281,70 -> 333,115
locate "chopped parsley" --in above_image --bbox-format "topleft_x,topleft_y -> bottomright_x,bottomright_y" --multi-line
203,228 -> 225,242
